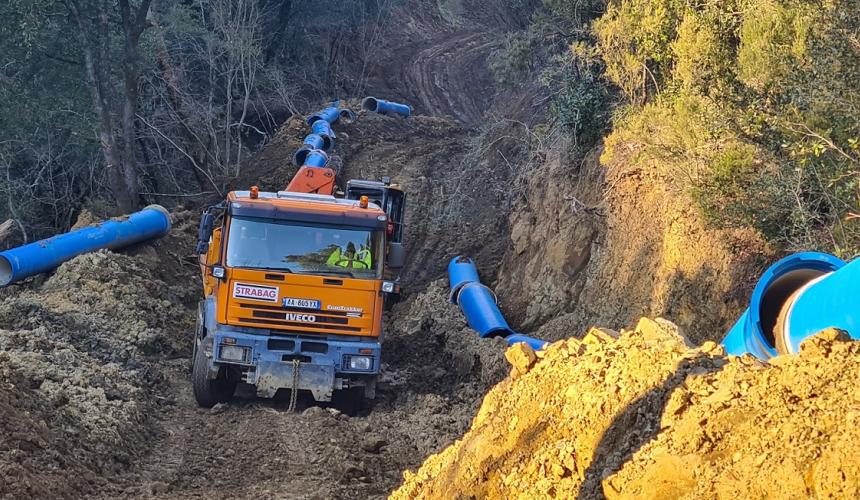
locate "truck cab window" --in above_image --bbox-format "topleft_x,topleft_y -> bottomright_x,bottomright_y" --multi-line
225,217 -> 382,279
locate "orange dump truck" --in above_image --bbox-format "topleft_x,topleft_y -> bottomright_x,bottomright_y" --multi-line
192,178 -> 405,411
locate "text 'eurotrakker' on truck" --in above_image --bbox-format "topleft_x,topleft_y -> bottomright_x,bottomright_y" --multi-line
192,99 -> 409,412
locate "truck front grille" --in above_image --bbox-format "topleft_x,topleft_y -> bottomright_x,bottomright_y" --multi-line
233,303 -> 365,334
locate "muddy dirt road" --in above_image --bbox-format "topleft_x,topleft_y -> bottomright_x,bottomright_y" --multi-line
0,2 -> 534,497
0,106 -> 519,497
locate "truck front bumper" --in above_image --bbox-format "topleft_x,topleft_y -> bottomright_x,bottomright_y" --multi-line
207,327 -> 380,402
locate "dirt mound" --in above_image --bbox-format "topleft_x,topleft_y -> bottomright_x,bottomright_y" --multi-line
0,210 -> 200,498
392,320 -> 860,499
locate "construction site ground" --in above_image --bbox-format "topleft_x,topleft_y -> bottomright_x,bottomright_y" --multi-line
2,1 -> 859,498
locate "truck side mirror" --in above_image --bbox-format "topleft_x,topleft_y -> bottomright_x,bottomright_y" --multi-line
196,212 -> 215,255
388,242 -> 405,269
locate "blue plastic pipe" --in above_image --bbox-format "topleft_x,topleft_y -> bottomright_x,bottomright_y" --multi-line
448,256 -> 547,350
722,251 -> 860,358
506,334 -> 549,351
448,256 -> 481,301
302,149 -> 329,168
0,205 -> 171,287
311,120 -> 336,144
457,282 -> 515,338
293,133 -> 333,166
307,105 -> 341,126
362,97 -> 412,118
302,133 -> 326,151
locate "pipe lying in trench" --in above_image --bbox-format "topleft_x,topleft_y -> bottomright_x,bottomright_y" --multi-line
293,134 -> 332,165
362,97 -> 412,118
721,251 -> 860,359
301,149 -> 329,168
0,205 -> 171,287
306,102 -> 342,126
448,256 -> 547,351
294,101 -> 355,169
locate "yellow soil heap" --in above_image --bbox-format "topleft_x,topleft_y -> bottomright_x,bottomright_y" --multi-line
392,319 -> 860,499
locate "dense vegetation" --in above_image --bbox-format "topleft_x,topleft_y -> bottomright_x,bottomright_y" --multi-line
2,0 -> 858,257
596,0 -> 860,255
0,0 -> 397,238
493,0 -> 860,256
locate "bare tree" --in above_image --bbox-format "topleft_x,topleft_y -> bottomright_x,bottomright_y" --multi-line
63,0 -> 152,212
140,0 -> 265,190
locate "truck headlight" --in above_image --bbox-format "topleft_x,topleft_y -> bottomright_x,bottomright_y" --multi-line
219,344 -> 249,362
382,281 -> 395,293
346,355 -> 373,371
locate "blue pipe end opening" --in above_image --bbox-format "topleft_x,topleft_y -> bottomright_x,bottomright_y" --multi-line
721,251 -> 846,359
362,97 -> 412,118
339,109 -> 357,123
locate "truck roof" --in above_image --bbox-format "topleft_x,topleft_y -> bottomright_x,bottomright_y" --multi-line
227,190 -> 387,229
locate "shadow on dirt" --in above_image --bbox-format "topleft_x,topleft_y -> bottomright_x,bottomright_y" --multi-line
576,354 -> 726,498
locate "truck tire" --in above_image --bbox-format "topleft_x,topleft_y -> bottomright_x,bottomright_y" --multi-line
331,386 -> 365,416
192,339 -> 236,408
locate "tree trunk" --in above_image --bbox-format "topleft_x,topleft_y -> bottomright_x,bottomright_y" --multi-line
263,0 -> 293,63
64,0 -> 151,214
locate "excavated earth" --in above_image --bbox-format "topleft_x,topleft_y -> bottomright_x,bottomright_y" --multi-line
0,107 -> 516,498
393,321 -> 860,499
2,1 -> 858,498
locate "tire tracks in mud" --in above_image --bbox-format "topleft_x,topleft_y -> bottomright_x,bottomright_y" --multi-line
400,30 -> 499,123
364,1 -> 504,125
97,7 -> 514,497
99,363 -> 402,499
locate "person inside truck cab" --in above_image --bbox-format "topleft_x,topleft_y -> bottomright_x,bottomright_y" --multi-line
326,241 -> 372,269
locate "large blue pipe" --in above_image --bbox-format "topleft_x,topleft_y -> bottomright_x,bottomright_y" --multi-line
722,251 -> 859,358
311,120 -> 336,145
0,205 -> 171,286
293,133 -> 333,166
448,256 -> 547,350
302,149 -> 329,168
307,105 -> 341,126
362,97 -> 412,118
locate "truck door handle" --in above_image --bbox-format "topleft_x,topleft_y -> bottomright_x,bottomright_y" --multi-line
323,278 -> 343,285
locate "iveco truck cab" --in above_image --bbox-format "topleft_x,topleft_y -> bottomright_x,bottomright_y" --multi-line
192,183 -> 405,411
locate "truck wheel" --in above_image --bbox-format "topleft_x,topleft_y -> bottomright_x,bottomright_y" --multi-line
192,339 -> 236,408
331,387 -> 365,416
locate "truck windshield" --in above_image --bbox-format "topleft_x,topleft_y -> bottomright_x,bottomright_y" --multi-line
225,217 -> 383,279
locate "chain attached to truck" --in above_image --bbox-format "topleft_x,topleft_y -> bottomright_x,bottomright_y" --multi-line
288,358 -> 301,413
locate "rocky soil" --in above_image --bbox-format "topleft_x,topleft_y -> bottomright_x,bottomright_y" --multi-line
393,320 -> 860,499
1,0 -> 856,498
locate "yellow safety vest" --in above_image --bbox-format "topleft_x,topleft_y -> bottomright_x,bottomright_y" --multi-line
326,247 -> 372,269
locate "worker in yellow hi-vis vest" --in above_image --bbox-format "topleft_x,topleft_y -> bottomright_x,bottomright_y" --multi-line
326,242 -> 372,269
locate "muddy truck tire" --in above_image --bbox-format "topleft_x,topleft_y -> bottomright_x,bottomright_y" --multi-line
192,338 -> 237,408
331,386 -> 366,416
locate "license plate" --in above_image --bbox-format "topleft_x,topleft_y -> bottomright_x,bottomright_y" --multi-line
282,297 -> 321,309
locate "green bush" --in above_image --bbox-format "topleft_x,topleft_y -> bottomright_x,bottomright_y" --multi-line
489,31 -> 540,86
595,0 -> 860,255
546,43 -> 610,141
